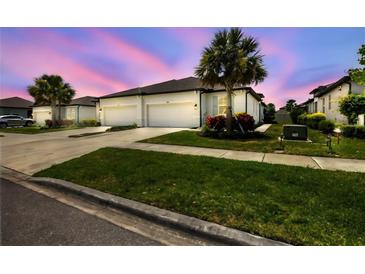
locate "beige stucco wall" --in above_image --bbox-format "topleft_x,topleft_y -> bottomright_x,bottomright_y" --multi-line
316,83 -> 350,123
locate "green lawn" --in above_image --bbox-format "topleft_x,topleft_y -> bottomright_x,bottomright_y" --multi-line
0,125 -> 84,134
35,147 -> 365,245
141,124 -> 365,160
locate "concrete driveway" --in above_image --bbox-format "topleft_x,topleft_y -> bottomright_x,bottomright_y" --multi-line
1,127 -> 183,175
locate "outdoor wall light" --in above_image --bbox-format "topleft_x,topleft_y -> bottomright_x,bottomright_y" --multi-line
194,103 -> 198,110
99,108 -> 102,112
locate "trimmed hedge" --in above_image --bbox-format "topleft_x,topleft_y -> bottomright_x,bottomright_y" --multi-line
45,119 -> 74,128
318,120 -> 335,133
80,119 -> 98,127
341,125 -> 365,139
306,113 -> 326,129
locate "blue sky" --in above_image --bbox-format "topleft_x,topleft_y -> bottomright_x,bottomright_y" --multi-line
1,27 -> 364,106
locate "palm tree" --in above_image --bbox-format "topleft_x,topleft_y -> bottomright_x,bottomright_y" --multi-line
28,74 -> 76,127
195,28 -> 267,133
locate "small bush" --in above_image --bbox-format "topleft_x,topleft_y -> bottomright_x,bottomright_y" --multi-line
318,120 -> 335,133
297,113 -> 307,125
45,119 -> 74,128
206,115 -> 226,131
200,124 -> 212,137
340,125 -> 365,138
355,126 -> 365,139
290,107 -> 305,124
234,112 -> 255,132
306,113 -> 326,129
80,119 -> 98,127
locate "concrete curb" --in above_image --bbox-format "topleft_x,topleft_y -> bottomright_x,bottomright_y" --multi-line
28,177 -> 289,246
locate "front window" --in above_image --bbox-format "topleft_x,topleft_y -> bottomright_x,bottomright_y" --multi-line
212,96 -> 228,115
218,96 -> 228,115
322,98 -> 325,113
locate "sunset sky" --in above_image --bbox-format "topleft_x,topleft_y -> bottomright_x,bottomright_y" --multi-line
1,27 -> 364,107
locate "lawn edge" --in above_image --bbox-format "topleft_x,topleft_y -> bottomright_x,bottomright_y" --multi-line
28,176 -> 289,246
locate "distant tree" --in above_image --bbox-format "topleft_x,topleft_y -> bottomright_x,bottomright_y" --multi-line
28,75 -> 76,127
264,103 -> 276,123
285,99 -> 296,112
348,44 -> 365,86
339,94 -> 365,124
195,28 -> 267,133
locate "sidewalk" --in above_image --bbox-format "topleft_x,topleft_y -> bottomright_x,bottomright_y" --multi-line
116,142 -> 365,173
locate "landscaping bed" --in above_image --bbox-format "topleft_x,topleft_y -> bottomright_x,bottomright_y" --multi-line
34,147 -> 365,245
141,124 -> 365,160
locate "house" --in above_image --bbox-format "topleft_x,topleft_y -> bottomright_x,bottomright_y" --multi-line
0,97 -> 33,117
306,76 -> 365,124
98,77 -> 265,128
32,96 -> 98,125
275,107 -> 291,124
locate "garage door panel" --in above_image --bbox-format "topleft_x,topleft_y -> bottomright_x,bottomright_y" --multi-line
34,111 -> 51,125
104,106 -> 137,126
147,103 -> 195,127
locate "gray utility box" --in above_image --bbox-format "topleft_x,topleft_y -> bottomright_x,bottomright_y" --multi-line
283,124 -> 308,140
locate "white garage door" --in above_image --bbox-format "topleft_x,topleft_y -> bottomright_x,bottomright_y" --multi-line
34,111 -> 51,125
147,103 -> 196,127
104,106 -> 137,126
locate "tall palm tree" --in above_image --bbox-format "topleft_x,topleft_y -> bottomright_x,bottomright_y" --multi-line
195,28 -> 267,133
28,74 -> 76,127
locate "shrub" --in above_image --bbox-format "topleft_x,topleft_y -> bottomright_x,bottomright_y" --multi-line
341,125 -> 356,138
290,106 -> 305,124
297,113 -> 307,125
45,119 -> 74,128
200,124 -> 212,137
234,112 -> 255,132
306,112 -> 326,129
80,119 -> 98,127
318,120 -> 335,133
355,126 -> 365,139
206,115 -> 226,131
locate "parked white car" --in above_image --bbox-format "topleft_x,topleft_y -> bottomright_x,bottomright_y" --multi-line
0,115 -> 34,128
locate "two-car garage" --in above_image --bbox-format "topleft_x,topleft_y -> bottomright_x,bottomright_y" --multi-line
100,91 -> 200,128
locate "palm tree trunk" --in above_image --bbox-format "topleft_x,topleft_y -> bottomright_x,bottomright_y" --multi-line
51,101 -> 57,128
226,88 -> 233,134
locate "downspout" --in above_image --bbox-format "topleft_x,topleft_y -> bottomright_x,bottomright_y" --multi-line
245,90 -> 248,113
199,90 -> 202,127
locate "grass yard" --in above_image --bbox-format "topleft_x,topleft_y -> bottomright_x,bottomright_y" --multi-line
141,124 -> 365,159
35,147 -> 365,245
0,125 -> 84,134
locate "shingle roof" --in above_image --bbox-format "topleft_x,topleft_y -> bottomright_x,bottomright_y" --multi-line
67,96 -> 97,106
33,96 -> 97,107
100,76 -> 263,101
0,97 -> 33,108
309,76 -> 351,97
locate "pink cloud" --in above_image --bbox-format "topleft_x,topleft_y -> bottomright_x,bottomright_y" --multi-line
1,41 -> 129,98
89,29 -> 172,79
1,86 -> 33,101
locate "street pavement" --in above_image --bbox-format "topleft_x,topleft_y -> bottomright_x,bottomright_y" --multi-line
1,178 -> 161,246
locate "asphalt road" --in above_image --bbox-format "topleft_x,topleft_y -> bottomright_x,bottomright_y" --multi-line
0,178 -> 161,246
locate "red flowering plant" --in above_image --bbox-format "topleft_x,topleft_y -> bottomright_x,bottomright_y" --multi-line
234,112 -> 255,132
206,115 -> 226,131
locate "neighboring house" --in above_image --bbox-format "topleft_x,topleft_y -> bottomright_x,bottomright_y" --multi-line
0,97 -> 33,117
306,76 -> 365,124
98,77 -> 265,128
275,107 -> 291,124
32,96 -> 98,125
